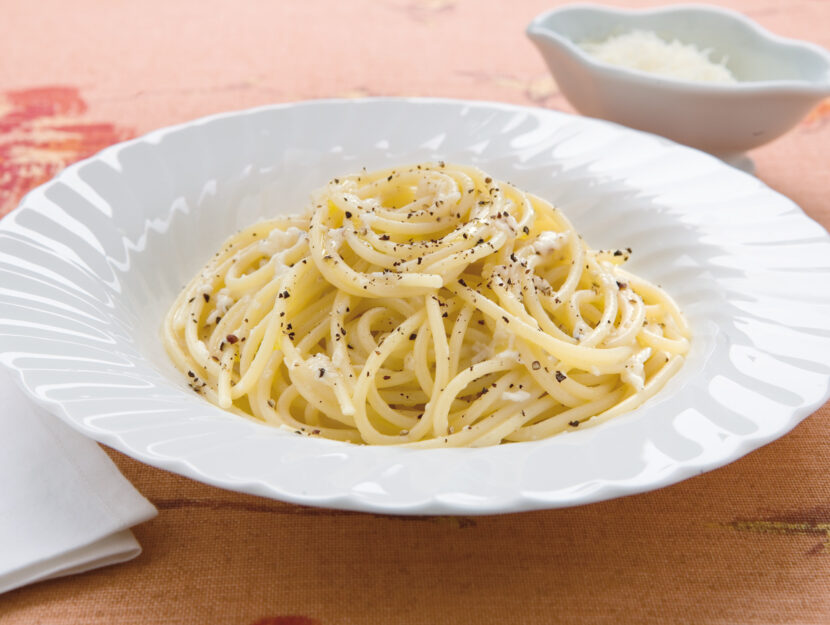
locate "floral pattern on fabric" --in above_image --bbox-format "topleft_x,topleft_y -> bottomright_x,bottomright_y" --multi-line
0,86 -> 128,218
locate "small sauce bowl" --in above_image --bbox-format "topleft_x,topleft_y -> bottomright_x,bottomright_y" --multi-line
527,4 -> 830,169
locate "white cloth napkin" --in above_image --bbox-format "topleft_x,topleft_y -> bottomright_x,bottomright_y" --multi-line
0,370 -> 157,594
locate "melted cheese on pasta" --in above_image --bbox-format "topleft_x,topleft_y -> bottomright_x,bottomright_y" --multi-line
163,163 -> 690,447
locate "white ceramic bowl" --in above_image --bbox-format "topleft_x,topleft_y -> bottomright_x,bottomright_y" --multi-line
527,4 -> 830,165
2,98 -> 830,515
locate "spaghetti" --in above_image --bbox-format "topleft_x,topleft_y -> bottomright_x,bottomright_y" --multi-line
163,163 -> 690,447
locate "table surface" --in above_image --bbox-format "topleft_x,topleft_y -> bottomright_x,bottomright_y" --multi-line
2,0 -> 830,623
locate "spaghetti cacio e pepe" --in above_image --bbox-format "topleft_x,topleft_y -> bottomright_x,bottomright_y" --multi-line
163,163 -> 690,447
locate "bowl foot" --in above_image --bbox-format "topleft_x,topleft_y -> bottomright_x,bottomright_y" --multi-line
717,152 -> 755,175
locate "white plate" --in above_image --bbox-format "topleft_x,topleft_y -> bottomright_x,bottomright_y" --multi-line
1,98 -> 829,515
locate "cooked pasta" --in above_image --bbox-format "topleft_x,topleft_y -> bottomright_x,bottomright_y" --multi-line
163,162 -> 690,447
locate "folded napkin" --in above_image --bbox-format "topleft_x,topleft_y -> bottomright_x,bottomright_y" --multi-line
0,370 -> 157,594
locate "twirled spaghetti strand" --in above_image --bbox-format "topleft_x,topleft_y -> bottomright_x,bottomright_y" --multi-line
163,163 -> 689,447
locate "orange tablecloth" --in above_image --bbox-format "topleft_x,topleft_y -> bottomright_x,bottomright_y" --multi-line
2,1 -> 829,623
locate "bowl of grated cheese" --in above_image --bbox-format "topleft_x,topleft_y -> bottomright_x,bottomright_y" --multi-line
527,3 -> 830,170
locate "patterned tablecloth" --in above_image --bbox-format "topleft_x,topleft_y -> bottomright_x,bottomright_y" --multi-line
2,0 -> 829,623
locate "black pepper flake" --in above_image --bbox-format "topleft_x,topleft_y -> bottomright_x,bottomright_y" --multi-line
569,420 -> 580,428
387,174 -> 393,181
522,226 -> 530,235
379,234 -> 390,241
458,278 -> 467,287
202,293 -> 210,303
383,375 -> 391,380
226,334 -> 239,344
318,368 -> 325,378
614,250 -> 623,256
345,211 -> 352,218
555,371 -> 566,382
409,333 -> 417,340
531,361 -> 541,371
484,177 -> 492,183
281,290 -> 290,298
188,297 -> 195,303
502,316 -> 509,323
187,370 -> 195,378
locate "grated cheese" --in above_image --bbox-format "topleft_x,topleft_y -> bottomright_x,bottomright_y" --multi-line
580,30 -> 737,83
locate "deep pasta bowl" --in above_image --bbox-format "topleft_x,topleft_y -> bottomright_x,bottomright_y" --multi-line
1,98 -> 830,515
527,4 -> 830,166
